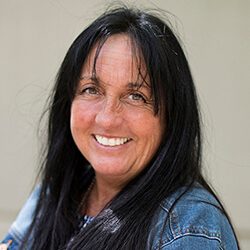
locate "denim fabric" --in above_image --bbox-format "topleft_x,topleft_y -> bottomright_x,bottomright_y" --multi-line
1,186 -> 40,249
148,186 -> 238,249
1,185 -> 238,249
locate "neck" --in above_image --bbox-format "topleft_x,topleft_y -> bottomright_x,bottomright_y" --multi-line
84,174 -> 126,217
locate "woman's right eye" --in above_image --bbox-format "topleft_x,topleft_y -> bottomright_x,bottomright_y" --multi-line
81,86 -> 99,95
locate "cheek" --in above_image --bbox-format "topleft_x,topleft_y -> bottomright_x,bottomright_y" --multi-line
70,101 -> 95,135
131,112 -> 162,137
126,111 -> 163,157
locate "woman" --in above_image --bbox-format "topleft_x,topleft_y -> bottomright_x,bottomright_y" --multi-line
1,6 -> 239,249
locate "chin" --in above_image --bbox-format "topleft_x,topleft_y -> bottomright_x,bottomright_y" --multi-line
91,162 -> 132,177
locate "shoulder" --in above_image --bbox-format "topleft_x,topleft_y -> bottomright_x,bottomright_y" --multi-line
149,185 -> 238,250
1,185 -> 40,248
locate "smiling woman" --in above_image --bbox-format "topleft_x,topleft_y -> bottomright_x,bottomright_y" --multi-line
1,6 -> 239,250
71,35 -> 163,186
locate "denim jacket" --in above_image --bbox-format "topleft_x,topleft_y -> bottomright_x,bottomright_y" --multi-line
1,185 -> 238,249
148,186 -> 238,249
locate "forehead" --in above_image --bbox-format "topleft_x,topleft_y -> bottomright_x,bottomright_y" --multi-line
81,34 -> 149,84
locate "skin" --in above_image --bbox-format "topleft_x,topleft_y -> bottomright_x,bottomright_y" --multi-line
70,34 -> 164,216
0,240 -> 12,249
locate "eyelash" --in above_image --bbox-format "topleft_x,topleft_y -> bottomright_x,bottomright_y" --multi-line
80,86 -> 99,95
79,85 -> 149,104
128,92 -> 147,103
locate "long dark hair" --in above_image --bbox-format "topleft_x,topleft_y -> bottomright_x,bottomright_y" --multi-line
22,6 -> 238,250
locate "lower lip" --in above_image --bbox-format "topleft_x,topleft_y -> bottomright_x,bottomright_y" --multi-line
92,136 -> 131,150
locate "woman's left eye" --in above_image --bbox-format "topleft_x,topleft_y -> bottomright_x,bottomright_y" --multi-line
128,93 -> 146,103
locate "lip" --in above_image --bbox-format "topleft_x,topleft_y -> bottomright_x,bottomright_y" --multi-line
93,133 -> 131,139
92,134 -> 132,148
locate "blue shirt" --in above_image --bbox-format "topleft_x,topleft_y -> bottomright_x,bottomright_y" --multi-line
1,185 -> 238,249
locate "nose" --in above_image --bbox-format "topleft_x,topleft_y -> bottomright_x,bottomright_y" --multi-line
95,97 -> 123,129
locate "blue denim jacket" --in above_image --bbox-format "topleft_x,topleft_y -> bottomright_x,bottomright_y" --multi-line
148,186 -> 238,249
1,185 -> 238,249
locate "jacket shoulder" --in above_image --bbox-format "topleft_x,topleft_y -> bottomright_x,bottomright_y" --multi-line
149,186 -> 238,249
1,185 -> 41,248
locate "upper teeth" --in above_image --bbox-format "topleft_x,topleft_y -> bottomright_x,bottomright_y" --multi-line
95,135 -> 130,146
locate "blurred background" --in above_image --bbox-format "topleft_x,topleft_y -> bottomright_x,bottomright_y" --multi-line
0,0 -> 249,248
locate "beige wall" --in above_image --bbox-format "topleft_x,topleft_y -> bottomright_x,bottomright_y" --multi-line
0,0 -> 249,248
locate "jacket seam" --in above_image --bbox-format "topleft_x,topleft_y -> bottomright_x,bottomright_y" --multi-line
156,233 -> 223,249
9,227 -> 23,245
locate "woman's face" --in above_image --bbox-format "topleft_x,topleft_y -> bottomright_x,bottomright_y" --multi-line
70,34 -> 164,185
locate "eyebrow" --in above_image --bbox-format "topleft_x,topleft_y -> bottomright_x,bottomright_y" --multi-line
80,75 -> 98,82
127,82 -> 150,90
80,75 -> 150,90
79,75 -> 100,87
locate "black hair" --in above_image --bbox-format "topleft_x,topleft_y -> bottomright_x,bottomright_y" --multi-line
22,6 -> 239,250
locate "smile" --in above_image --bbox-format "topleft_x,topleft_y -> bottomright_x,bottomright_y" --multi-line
94,135 -> 131,147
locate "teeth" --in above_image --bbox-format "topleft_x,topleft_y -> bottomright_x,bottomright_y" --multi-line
95,135 -> 130,146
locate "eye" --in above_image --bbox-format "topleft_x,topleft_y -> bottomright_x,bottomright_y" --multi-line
81,86 -> 99,95
128,92 -> 147,103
